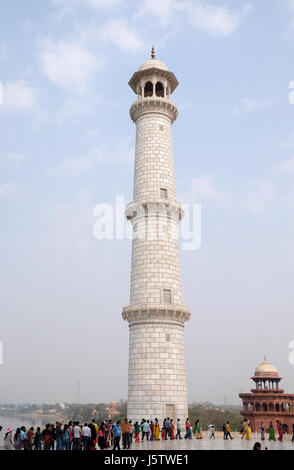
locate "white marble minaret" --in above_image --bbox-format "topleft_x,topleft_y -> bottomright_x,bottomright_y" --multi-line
122,48 -> 190,425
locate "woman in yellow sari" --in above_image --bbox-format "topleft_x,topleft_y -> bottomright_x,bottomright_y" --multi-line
153,419 -> 160,440
245,422 -> 252,440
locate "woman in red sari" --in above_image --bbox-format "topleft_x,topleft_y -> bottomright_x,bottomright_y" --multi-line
277,421 -> 283,442
170,419 -> 175,440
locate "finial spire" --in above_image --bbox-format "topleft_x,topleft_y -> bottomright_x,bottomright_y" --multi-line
151,46 -> 155,59
264,355 -> 267,361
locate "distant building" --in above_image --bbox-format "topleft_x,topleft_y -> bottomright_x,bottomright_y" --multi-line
239,359 -> 294,432
105,401 -> 120,420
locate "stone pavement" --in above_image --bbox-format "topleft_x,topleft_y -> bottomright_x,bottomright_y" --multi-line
132,432 -> 294,451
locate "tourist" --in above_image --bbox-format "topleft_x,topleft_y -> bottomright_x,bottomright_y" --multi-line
106,420 -> 113,448
208,424 -> 215,439
62,424 -> 71,450
241,419 -> 248,439
223,423 -> 228,439
112,421 -> 121,450
141,419 -> 149,441
166,417 -> 172,439
194,419 -> 203,439
259,422 -> 265,441
55,422 -> 63,451
42,424 -> 53,450
277,421 -> 283,442
148,420 -> 153,441
68,421 -> 73,449
268,421 -> 276,441
153,418 -> 160,440
33,427 -> 42,450
253,442 -> 262,451
184,418 -> 192,439
246,422 -> 252,440
121,418 -> 132,449
89,421 -> 97,450
175,419 -> 182,439
161,427 -> 165,440
14,428 -> 22,450
134,421 -> 141,442
170,419 -> 175,439
20,426 -> 27,448
50,424 -> 56,450
225,422 -> 233,440
129,420 -> 134,444
81,423 -> 91,450
98,422 -> 106,449
72,421 -> 81,450
4,428 -> 14,450
26,427 -> 34,450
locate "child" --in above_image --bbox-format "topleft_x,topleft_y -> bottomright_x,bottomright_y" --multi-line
161,427 -> 165,440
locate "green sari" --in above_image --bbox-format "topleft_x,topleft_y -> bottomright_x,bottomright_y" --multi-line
268,425 -> 276,441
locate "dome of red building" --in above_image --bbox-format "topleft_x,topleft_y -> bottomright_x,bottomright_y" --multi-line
254,359 -> 279,378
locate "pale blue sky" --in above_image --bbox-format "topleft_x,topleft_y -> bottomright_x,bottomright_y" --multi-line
0,0 -> 294,404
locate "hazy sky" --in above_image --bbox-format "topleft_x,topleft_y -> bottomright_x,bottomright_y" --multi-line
0,0 -> 294,405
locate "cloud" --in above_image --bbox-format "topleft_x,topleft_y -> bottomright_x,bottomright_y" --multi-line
179,174 -> 230,206
136,0 -> 178,26
0,182 -> 23,199
186,2 -> 253,36
39,39 -> 101,92
3,80 -> 38,110
0,42 -> 8,62
48,187 -> 95,253
98,18 -> 144,51
49,146 -> 107,176
137,0 -> 253,35
245,179 -> 276,215
278,156 -> 294,174
86,0 -> 120,8
55,93 -> 101,126
52,0 -> 119,8
234,97 -> 270,115
49,137 -> 134,176
0,153 -> 26,164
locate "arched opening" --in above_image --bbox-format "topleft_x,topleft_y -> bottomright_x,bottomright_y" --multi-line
269,403 -> 274,412
262,403 -> 267,412
275,403 -> 280,412
248,403 -> 254,411
281,403 -> 286,412
285,403 -> 291,412
255,403 -> 261,411
144,81 -> 153,97
283,423 -> 289,433
155,81 -> 164,97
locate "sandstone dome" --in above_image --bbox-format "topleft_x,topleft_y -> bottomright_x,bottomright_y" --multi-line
254,360 -> 278,377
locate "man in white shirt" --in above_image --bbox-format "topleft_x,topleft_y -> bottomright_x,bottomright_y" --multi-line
82,423 -> 91,451
73,421 -> 81,451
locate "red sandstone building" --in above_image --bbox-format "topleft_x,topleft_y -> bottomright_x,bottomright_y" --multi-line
239,359 -> 294,433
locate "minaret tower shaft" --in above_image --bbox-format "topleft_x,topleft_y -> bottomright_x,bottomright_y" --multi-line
123,49 -> 190,424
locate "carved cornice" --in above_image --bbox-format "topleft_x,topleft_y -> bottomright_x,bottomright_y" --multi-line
125,201 -> 185,222
122,305 -> 191,325
130,98 -> 178,123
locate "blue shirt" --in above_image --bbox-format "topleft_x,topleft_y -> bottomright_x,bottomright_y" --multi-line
21,431 -> 26,441
113,425 -> 121,437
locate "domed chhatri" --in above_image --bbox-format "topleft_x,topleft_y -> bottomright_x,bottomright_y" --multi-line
254,359 -> 279,378
128,47 -> 179,96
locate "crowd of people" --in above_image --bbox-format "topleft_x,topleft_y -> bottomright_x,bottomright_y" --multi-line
1,417 -> 293,450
